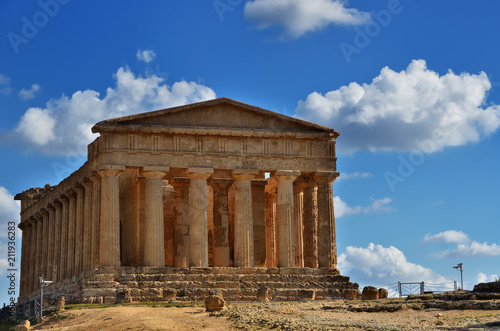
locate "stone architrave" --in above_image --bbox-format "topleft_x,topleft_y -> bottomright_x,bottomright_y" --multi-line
274,170 -> 300,268
81,181 -> 93,271
170,177 -> 190,267
187,168 -> 213,267
314,171 -> 339,268
73,186 -> 85,276
142,166 -> 169,267
302,175 -> 318,268
97,166 -> 124,267
232,170 -> 258,267
210,179 -> 233,267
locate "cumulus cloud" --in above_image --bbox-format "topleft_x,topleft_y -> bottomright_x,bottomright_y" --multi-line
435,241 -> 500,258
18,83 -> 41,100
334,196 -> 393,218
338,243 -> 449,286
295,59 -> 500,154
0,73 -> 13,95
244,0 -> 370,39
136,49 -> 157,63
337,172 -> 372,181
477,272 -> 498,284
7,66 -> 216,156
423,230 -> 470,244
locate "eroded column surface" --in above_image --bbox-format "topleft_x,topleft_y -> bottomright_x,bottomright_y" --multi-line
74,186 -> 84,276
232,170 -> 258,267
314,171 -> 339,269
29,218 -> 37,294
187,168 -> 213,267
19,223 -> 30,298
89,174 -> 101,269
210,179 -> 233,267
143,167 -> 169,267
35,213 -> 43,288
41,209 -> 49,278
302,175 -> 319,268
46,205 -> 55,282
66,190 -> 76,278
53,200 -> 62,282
59,195 -> 69,280
274,170 -> 300,268
170,177 -> 190,267
98,166 -> 124,267
293,181 -> 304,268
265,186 -> 277,268
252,179 -> 267,267
81,181 -> 93,272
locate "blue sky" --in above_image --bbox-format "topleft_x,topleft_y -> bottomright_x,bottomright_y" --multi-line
1,0 -> 499,303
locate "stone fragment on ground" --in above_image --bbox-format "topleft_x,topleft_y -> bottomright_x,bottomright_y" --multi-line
205,295 -> 225,312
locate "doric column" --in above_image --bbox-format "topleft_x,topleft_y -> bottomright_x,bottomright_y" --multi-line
274,170 -> 300,268
34,213 -> 43,289
29,218 -> 37,294
232,169 -> 258,267
252,179 -> 267,267
89,173 -> 101,269
53,200 -> 62,282
41,209 -> 49,278
209,179 -> 233,267
66,190 -> 76,278
74,186 -> 85,276
187,168 -> 213,267
59,195 -> 69,280
314,171 -> 339,269
170,177 -> 190,267
302,175 -> 319,268
293,181 -> 304,268
81,180 -> 93,272
265,187 -> 277,267
46,205 -> 55,281
19,223 -> 29,298
97,166 -> 125,267
143,166 -> 169,267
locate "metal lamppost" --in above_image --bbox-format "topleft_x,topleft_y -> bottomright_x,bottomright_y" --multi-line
39,277 -> 53,318
453,263 -> 463,290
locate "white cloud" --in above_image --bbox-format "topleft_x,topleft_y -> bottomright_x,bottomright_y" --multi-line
136,49 -> 157,63
338,243 -> 449,286
334,196 -> 393,218
10,66 -> 216,156
244,0 -> 370,39
337,172 -> 372,181
0,73 -> 13,95
423,230 -> 470,244
477,272 -> 498,284
0,74 -> 10,85
295,59 -> 500,154
18,83 -> 41,100
435,241 -> 500,258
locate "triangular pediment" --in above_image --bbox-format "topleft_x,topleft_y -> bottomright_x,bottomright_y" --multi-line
92,98 -> 337,135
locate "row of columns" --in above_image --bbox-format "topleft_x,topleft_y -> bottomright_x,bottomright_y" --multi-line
19,165 -> 337,298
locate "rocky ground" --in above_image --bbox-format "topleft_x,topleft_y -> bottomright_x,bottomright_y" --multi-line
7,291 -> 500,330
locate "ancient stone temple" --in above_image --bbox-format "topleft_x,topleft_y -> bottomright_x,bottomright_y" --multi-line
16,97 -> 358,304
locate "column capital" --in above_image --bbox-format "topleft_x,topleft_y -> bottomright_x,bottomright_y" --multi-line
52,200 -> 62,209
97,165 -> 125,178
188,167 -> 213,180
40,208 -> 49,217
81,179 -> 93,189
232,169 -> 259,181
142,166 -> 169,179
72,186 -> 84,195
18,222 -> 28,231
28,217 -> 37,226
314,171 -> 339,183
65,189 -> 76,198
273,170 -> 301,182
143,165 -> 170,173
89,172 -> 101,183
46,204 -> 55,212
34,213 -> 43,222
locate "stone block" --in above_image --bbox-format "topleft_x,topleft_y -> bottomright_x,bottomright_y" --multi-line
362,286 -> 379,300
205,295 -> 225,312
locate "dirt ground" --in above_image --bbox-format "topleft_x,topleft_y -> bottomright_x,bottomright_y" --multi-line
27,300 -> 500,331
